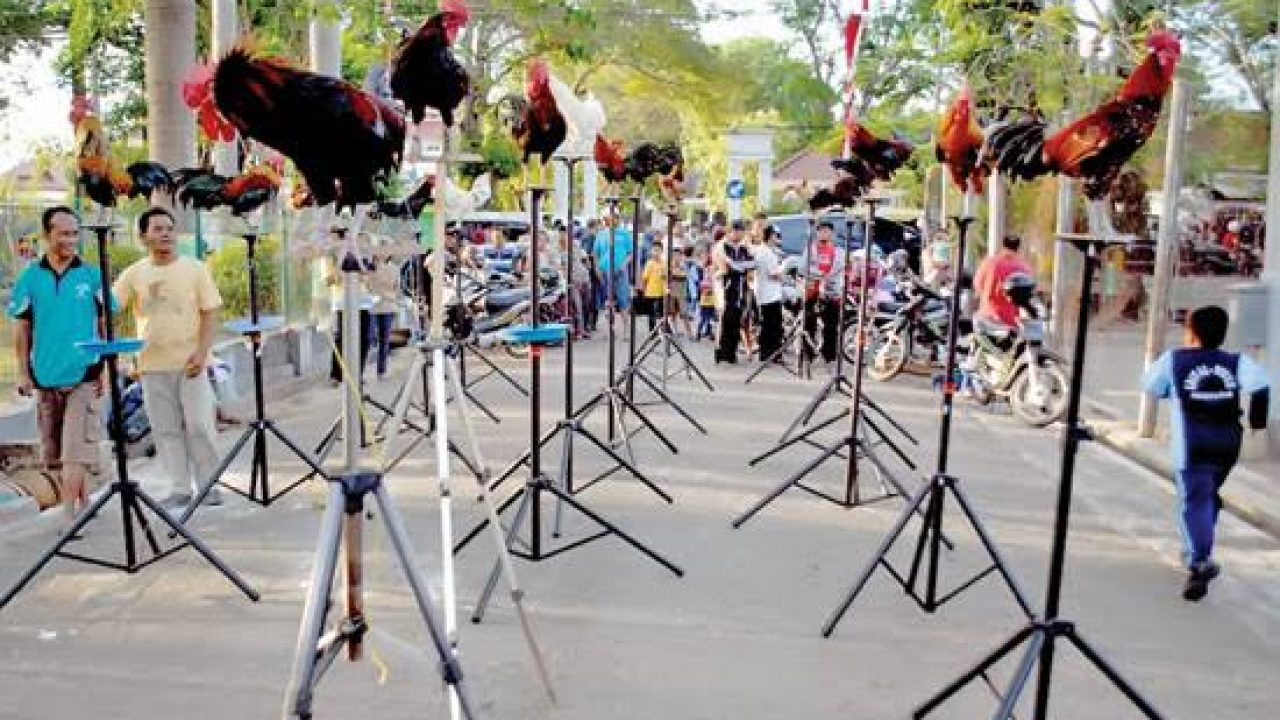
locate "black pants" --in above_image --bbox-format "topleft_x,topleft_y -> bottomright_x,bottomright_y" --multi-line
330,309 -> 372,382
717,300 -> 744,362
643,296 -> 662,331
758,301 -> 784,362
803,298 -> 840,362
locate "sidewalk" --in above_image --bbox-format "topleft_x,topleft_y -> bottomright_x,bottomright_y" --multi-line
1081,320 -> 1280,539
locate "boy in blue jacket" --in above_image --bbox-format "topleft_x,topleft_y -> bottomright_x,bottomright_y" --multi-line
1144,305 -> 1270,601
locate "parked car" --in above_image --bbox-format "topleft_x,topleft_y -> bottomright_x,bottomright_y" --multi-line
768,212 -> 923,273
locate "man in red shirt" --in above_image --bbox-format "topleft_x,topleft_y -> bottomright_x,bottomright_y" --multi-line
973,234 -> 1032,327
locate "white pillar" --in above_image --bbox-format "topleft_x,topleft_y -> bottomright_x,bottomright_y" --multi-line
1264,3 -> 1280,434
553,161 -> 570,223
582,161 -> 599,219
211,0 -> 238,176
1050,175 -> 1074,345
727,158 -> 743,221
1139,79 -> 1191,437
757,160 -> 772,213
987,170 -> 1006,257
144,0 -> 197,170
309,1 -> 342,77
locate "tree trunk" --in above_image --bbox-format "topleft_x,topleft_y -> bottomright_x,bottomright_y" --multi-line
145,0 -> 197,173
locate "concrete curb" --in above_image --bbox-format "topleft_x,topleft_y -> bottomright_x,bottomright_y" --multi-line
1091,419 -> 1280,542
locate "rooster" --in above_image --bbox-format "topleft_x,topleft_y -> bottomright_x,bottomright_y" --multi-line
212,46 -> 406,209
935,86 -> 987,194
546,70 -> 607,157
507,58 -> 567,180
981,28 -> 1182,236
182,61 -> 237,142
75,115 -> 174,207
174,164 -> 281,216
388,0 -> 471,126
594,134 -> 628,186
375,175 -> 435,219
809,174 -> 866,212
846,122 -> 914,181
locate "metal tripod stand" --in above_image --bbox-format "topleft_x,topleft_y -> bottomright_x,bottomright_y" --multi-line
458,189 -> 684,624
913,233 -> 1164,720
744,215 -> 819,384
733,202 -> 920,528
282,233 -> 477,720
1,224 -> 259,610
821,214 -> 1034,638
182,232 -> 328,520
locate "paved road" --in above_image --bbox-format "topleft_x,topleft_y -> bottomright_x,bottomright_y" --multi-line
2,331 -> 1278,719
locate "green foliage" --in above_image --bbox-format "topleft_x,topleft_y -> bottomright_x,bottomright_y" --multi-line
460,132 -> 522,181
208,235 -> 282,321
81,239 -> 145,335
0,0 -> 59,62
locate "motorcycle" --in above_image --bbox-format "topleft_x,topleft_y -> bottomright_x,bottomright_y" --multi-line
446,267 -> 566,359
855,279 -> 952,381
958,275 -> 1069,427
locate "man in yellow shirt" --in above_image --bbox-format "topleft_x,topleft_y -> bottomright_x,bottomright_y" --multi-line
113,207 -> 223,509
639,242 -> 667,332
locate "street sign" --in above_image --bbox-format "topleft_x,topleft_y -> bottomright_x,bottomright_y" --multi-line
726,179 -> 746,200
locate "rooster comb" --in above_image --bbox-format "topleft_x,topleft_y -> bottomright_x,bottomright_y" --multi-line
1146,27 -> 1181,55
440,0 -> 470,21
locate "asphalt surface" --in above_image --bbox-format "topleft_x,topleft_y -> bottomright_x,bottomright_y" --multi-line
2,329 -> 1278,720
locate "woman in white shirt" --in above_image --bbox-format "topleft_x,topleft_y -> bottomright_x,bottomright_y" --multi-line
753,225 -> 786,362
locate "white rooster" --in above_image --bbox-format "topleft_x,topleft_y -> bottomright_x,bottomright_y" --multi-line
442,171 -> 491,216
546,72 -> 606,157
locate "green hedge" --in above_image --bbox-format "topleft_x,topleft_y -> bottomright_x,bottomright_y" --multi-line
208,235 -> 282,321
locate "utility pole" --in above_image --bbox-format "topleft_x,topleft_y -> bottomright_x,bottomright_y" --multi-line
309,0 -> 342,77
1138,79 -> 1190,437
211,0 -> 239,177
1263,0 -> 1280,441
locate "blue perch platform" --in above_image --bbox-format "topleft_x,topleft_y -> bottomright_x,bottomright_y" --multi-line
76,338 -> 145,357
504,323 -> 568,346
225,315 -> 286,334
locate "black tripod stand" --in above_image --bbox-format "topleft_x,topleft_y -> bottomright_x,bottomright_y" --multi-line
744,216 -> 818,384
0,224 -> 259,610
460,189 -> 683,623
182,233 -> 328,519
733,202 -> 919,528
626,208 -> 715,394
821,214 -> 1033,637
913,233 -> 1163,720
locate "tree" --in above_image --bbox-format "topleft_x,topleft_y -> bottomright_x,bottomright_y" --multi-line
0,0 -> 55,62
1174,0 -> 1277,112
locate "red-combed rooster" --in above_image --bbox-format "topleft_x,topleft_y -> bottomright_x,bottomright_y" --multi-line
212,45 -> 406,209
935,86 -> 987,194
983,28 -> 1182,235
507,58 -> 567,178
846,121 -> 914,181
75,115 -> 174,207
182,62 -> 237,142
174,164 -> 282,216
594,134 -> 627,186
388,0 -> 471,125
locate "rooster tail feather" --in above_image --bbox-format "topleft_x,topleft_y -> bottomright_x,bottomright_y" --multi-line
982,118 -> 1050,183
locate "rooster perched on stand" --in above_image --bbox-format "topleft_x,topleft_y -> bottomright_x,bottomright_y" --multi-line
981,27 -> 1182,237
935,86 -> 987,195
388,0 -> 471,126
547,71 -> 606,158
813,122 -> 913,211
594,134 -> 628,189
75,114 -> 174,208
174,164 -> 282,216
501,58 -> 567,186
212,46 -> 406,210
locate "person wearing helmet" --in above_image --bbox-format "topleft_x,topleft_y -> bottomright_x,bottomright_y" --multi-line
973,234 -> 1033,328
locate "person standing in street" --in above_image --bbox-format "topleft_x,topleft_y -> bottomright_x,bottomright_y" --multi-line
639,242 -> 667,332
592,212 -> 634,323
804,221 -> 845,365
368,252 -> 401,382
113,207 -> 224,509
1143,305 -> 1270,602
714,220 -> 754,364
8,206 -> 109,522
752,225 -> 786,363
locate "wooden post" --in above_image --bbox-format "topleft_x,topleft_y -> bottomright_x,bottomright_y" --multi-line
1138,79 -> 1190,437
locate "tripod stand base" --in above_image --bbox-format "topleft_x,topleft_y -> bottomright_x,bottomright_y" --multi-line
1,480 -> 260,609
914,618 -> 1164,720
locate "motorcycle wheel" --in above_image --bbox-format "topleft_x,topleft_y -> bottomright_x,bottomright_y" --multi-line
866,329 -> 910,381
1009,360 -> 1069,427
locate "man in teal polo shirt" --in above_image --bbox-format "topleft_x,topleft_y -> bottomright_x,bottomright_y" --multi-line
9,206 -> 109,522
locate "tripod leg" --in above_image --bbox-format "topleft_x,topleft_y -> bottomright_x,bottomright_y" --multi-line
463,388 -> 502,424
631,369 -> 706,434
665,335 -> 715,391
912,625 -> 1039,719
553,430 -> 571,537
134,490 -> 259,600
469,344 -> 528,396
864,394 -> 919,445
374,483 -> 476,720
613,390 -> 679,453
267,422 -> 329,477
821,478 -> 934,637
472,486 -> 533,623
0,483 -> 119,609
129,492 -> 163,556
542,483 -> 683,577
1062,629 -> 1164,719
282,484 -> 346,720
947,483 -> 1036,618
749,410 -> 848,467
733,438 -> 847,529
993,631 -> 1047,720
778,377 -> 838,443
578,427 -> 673,503
181,425 -> 254,524
861,413 -> 918,471
904,482 -> 944,596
